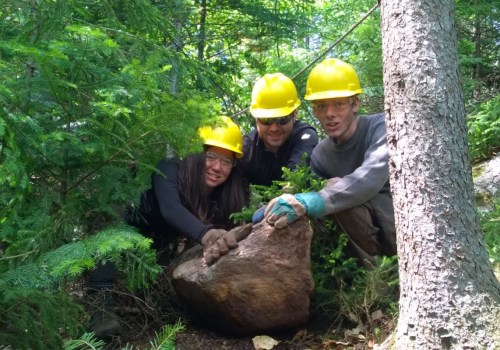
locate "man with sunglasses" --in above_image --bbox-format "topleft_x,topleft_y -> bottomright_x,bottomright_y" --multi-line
242,72 -> 318,186
262,58 -> 397,267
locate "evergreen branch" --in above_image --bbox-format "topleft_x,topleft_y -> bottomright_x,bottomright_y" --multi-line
64,130 -> 151,195
0,250 -> 36,261
148,320 -> 185,350
63,332 -> 105,350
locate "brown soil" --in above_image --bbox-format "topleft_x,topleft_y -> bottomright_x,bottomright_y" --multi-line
80,270 -> 395,350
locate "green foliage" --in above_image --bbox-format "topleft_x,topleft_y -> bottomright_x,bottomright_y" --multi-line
63,320 -> 185,350
230,159 -> 326,223
309,219 -> 359,310
336,256 -> 399,326
1,226 -> 160,291
456,0 -> 500,101
480,200 -> 500,267
0,0 -> 498,347
63,333 -> 105,350
467,95 -> 500,163
0,225 -> 160,348
145,320 -> 185,350
310,217 -> 399,329
0,289 -> 85,349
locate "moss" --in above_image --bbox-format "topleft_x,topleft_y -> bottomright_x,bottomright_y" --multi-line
472,164 -> 486,179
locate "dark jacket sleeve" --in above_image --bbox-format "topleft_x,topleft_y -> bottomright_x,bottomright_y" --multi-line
286,122 -> 319,170
152,159 -> 212,242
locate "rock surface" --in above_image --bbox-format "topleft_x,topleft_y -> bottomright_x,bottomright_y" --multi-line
474,154 -> 500,210
171,219 -> 314,335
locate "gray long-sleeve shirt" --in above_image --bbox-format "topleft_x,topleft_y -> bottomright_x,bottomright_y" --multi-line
311,113 -> 391,214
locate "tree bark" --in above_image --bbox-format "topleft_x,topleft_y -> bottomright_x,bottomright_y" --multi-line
380,1 -> 500,349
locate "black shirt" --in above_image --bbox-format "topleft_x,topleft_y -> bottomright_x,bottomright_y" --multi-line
133,159 -> 212,243
242,120 -> 319,186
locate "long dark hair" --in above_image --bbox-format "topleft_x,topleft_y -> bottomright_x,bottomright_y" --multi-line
177,152 -> 249,229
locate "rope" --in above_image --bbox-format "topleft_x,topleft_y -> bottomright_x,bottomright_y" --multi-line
232,2 -> 380,118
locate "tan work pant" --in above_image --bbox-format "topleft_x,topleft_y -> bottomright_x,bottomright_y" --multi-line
328,192 -> 397,268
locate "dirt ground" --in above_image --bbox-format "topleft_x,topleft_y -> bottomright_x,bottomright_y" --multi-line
171,312 -> 391,350
81,272 -> 395,350
117,311 -> 389,350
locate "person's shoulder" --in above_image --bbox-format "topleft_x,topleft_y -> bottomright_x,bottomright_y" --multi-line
156,157 -> 180,174
243,129 -> 259,155
243,128 -> 258,142
156,157 -> 178,166
311,137 -> 331,163
359,113 -> 386,129
293,120 -> 319,139
363,112 -> 385,122
372,113 -> 386,128
294,120 -> 317,131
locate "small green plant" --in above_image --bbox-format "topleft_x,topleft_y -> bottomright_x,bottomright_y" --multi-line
480,199 -> 500,268
309,218 -> 360,313
230,158 -> 326,223
63,320 -> 185,350
145,320 -> 185,350
336,256 -> 399,326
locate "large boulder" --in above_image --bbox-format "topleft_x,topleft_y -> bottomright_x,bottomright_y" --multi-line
171,219 -> 314,335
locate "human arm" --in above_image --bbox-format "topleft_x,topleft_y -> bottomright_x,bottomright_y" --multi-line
153,159 -> 212,242
252,205 -> 267,224
285,122 -> 319,170
150,159 -> 247,265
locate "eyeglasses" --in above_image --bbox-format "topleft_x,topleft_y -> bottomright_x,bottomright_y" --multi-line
205,151 -> 236,168
313,99 -> 353,115
256,114 -> 293,126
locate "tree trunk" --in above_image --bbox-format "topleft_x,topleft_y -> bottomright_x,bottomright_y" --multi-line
197,0 -> 207,61
472,14 -> 482,100
380,1 -> 500,349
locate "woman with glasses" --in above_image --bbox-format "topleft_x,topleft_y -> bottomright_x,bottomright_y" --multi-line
243,72 -> 319,186
87,117 -> 249,339
129,116 -> 249,265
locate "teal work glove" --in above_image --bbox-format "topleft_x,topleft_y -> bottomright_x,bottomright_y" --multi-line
264,192 -> 325,229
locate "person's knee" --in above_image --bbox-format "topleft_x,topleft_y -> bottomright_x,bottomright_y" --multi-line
328,211 -> 384,257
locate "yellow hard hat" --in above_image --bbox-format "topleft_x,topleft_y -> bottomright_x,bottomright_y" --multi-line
250,73 -> 301,118
198,116 -> 243,158
304,58 -> 363,100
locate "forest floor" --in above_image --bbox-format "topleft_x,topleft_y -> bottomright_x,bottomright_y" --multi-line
81,269 -> 397,350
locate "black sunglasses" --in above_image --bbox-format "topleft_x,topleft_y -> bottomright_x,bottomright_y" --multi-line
256,114 -> 293,126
